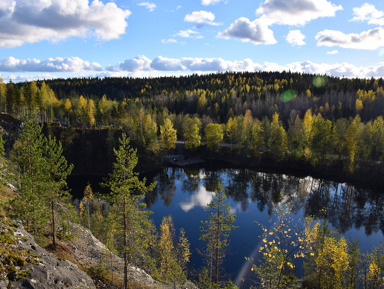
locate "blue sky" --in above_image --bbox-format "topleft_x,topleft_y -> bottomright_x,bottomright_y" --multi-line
1,0 -> 384,82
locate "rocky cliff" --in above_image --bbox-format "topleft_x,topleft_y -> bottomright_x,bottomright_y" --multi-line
0,221 -> 96,289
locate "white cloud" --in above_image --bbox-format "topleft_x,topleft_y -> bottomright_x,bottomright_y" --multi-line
4,56 -> 384,82
0,0 -> 131,48
107,55 -> 151,72
184,10 -> 220,27
327,50 -> 339,55
150,56 -> 185,71
256,0 -> 342,26
201,0 -> 223,6
161,38 -> 178,44
351,3 -> 384,26
181,57 -> 259,71
137,2 -> 156,12
175,29 -> 203,38
316,27 -> 384,50
218,17 -> 276,45
286,30 -> 306,46
0,56 -> 101,72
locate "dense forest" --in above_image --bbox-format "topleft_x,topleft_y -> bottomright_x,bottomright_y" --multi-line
2,71 -> 384,179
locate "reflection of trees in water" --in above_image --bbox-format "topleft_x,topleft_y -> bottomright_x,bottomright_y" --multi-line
147,167 -> 384,236
203,169 -> 222,192
226,170 -> 250,212
305,181 -> 384,236
182,168 -> 201,193
146,167 -> 177,208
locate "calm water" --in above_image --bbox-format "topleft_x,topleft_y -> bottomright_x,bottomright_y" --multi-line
69,167 -> 384,288
146,167 -> 384,287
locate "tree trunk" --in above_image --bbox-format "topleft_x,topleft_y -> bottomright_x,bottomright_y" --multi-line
123,196 -> 128,289
215,205 -> 220,285
52,200 -> 56,248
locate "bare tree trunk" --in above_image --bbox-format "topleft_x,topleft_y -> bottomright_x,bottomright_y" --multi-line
123,197 -> 128,289
51,200 -> 56,248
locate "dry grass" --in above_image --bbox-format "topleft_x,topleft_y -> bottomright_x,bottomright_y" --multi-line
0,186 -> 16,202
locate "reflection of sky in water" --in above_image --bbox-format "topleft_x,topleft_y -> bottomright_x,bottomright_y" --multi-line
179,186 -> 213,212
148,167 -> 384,289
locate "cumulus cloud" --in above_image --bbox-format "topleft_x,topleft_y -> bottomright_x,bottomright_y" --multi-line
0,0 -> 131,48
5,56 -> 384,82
181,57 -> 259,71
107,55 -> 151,72
256,0 -> 342,26
286,30 -> 306,46
218,17 -> 276,45
137,2 -> 156,12
175,29 -> 203,38
316,27 -> 384,50
184,10 -> 220,26
201,0 -> 223,6
351,3 -> 384,26
0,56 -> 101,72
150,56 -> 185,71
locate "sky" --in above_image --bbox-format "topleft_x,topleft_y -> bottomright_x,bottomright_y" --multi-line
1,0 -> 384,82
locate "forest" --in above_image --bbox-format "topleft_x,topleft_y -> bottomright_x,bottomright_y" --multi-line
1,71 -> 384,178
1,71 -> 384,288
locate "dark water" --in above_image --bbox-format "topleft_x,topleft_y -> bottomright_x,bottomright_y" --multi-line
68,167 -> 384,288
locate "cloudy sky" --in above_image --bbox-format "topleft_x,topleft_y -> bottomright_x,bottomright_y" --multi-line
1,0 -> 384,82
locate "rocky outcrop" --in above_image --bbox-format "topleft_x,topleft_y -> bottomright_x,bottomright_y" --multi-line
66,223 -> 199,289
0,222 -> 96,289
0,221 -> 199,289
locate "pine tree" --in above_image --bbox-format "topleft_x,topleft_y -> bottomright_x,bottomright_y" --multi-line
10,115 -> 47,235
104,133 -> 156,289
200,183 -> 237,287
42,135 -> 73,247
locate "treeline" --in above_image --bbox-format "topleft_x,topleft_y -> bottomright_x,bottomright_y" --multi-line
2,72 -> 384,174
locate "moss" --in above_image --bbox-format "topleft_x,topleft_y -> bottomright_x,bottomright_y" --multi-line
0,225 -> 40,283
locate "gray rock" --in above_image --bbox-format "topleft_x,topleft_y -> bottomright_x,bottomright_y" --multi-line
1,224 -> 96,289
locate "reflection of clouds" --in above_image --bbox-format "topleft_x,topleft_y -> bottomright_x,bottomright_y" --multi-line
180,186 -> 213,212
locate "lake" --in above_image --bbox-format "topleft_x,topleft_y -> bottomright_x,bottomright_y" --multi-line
68,166 -> 384,288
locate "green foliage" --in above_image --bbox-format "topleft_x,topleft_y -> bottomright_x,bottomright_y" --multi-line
10,115 -> 49,236
200,183 -> 237,286
184,117 -> 201,150
159,118 -> 177,151
104,133 -> 156,289
204,123 -> 224,151
9,114 -> 74,245
156,216 -> 188,285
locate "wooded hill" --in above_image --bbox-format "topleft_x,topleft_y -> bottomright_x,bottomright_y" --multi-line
2,71 -> 384,176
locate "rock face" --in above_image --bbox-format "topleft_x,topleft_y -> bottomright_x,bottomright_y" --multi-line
0,223 -> 96,289
0,221 -> 199,289
66,223 -> 199,289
